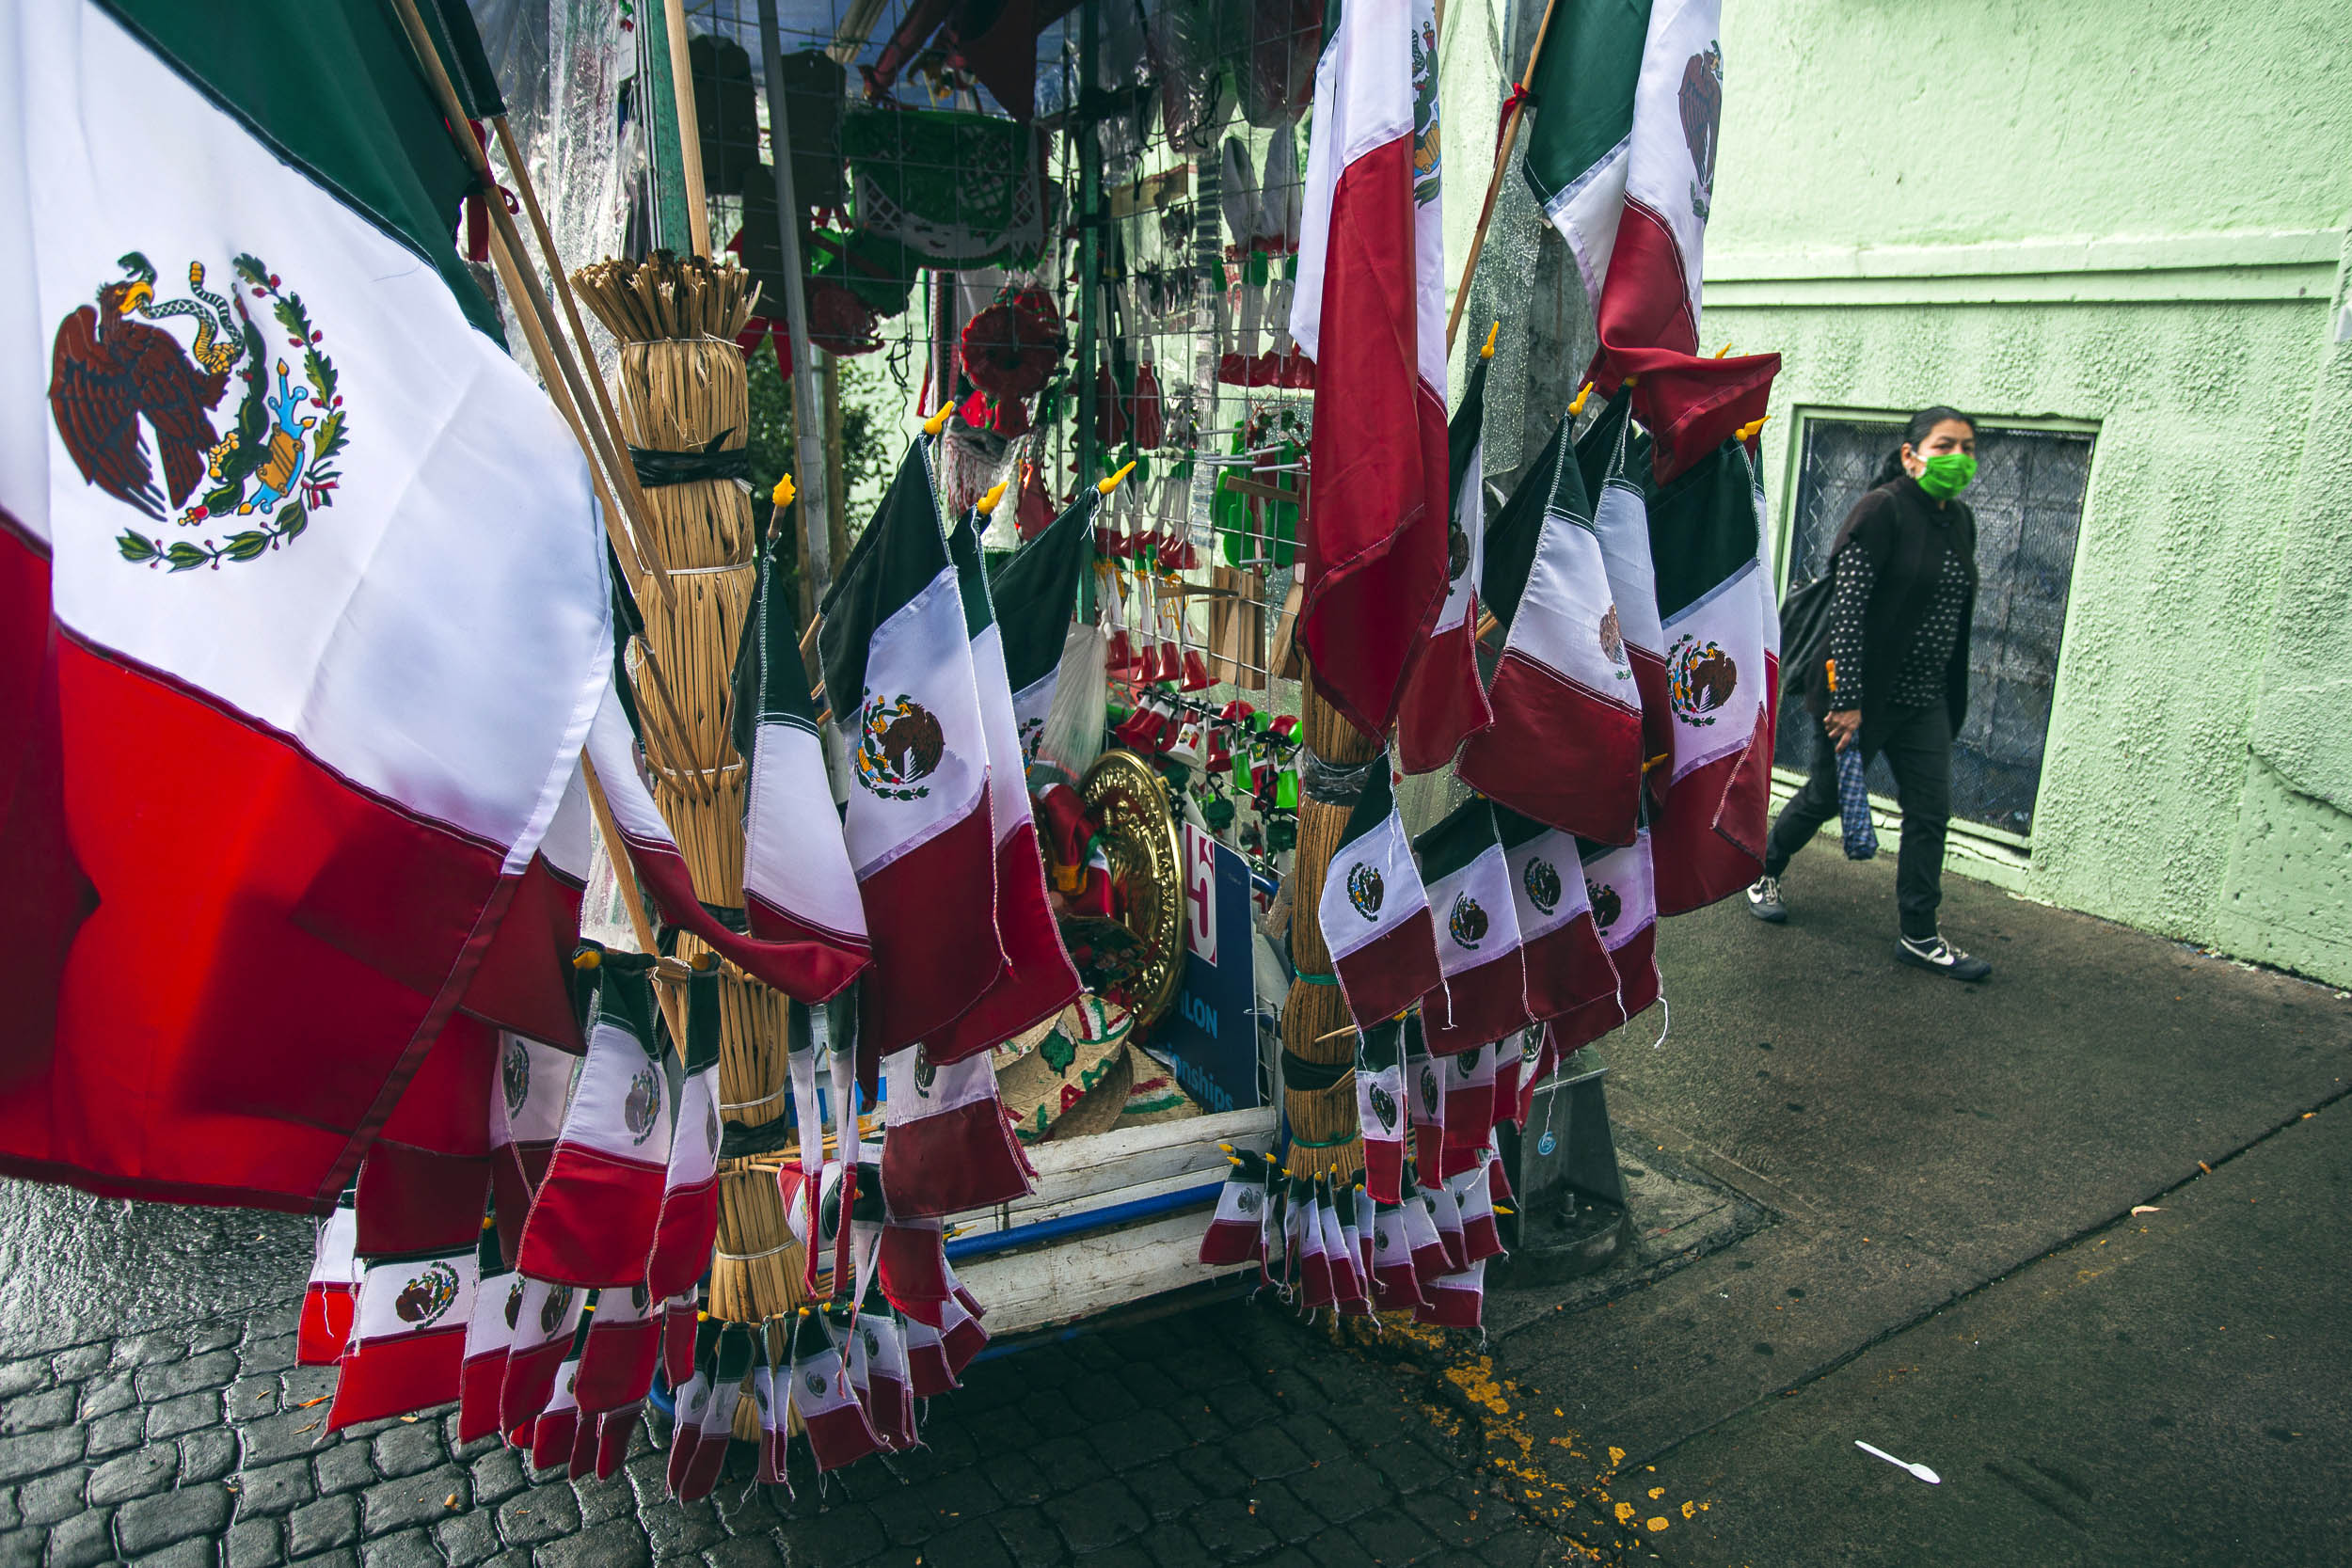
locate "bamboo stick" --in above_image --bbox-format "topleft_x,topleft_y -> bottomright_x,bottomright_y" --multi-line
1442,0 -> 1565,353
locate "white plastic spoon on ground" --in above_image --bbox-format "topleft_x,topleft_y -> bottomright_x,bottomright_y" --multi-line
1854,1440 -> 1941,1483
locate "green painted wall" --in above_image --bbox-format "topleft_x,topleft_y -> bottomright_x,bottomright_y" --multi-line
1698,0 -> 2352,984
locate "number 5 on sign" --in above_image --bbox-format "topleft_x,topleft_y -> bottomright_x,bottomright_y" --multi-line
1184,823 -> 1218,962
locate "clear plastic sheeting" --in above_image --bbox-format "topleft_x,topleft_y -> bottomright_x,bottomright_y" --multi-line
471,0 -> 638,387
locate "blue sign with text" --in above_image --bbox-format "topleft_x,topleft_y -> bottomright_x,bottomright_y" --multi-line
1160,825 -> 1263,1114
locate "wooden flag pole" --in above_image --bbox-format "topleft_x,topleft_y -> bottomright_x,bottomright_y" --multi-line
1443,0 -> 1565,353
578,756 -> 691,1050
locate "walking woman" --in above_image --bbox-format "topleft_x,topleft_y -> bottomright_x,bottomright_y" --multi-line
1747,407 -> 1991,981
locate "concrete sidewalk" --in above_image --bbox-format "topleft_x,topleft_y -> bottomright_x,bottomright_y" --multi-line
1471,847 -> 2352,1564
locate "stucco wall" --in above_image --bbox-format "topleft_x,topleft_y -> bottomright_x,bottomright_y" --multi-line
1695,0 -> 2352,983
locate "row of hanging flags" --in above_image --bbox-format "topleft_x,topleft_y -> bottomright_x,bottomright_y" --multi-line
1288,0 -> 1781,905
292,436 -> 1108,1489
1206,0 -> 1778,1309
292,437 -> 1112,1487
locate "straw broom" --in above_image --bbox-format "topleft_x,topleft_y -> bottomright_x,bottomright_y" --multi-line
1282,666 -> 1382,1181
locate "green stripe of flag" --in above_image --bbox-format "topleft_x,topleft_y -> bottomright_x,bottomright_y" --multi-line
1519,0 -> 1653,218
102,0 -> 500,338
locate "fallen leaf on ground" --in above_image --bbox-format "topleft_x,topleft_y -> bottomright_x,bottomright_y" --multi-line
295,1395 -> 330,1408
2131,1205 -> 2161,1215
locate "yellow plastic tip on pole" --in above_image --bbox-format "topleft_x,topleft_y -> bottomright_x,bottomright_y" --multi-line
1481,321 -> 1500,360
922,402 -> 954,436
572,949 -> 601,970
1495,1204 -> 1517,1216
1217,1143 -> 1237,1153
977,480 -> 1009,516
1097,460 -> 1138,495
482,1215 -> 497,1230
698,1310 -> 711,1322
1622,372 -> 1639,388
771,471 -> 797,510
1566,382 -> 1593,417
1714,342 -> 1733,358
1734,415 -> 1772,443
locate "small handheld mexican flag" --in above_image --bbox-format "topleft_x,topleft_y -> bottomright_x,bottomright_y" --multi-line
1355,1020 -> 1409,1204
1415,798 -> 1532,1057
1645,440 -> 1773,912
1317,753 -> 1441,1028
923,503 -> 1083,1060
514,954 -> 671,1289
818,437 -> 1006,1054
1457,417 -> 1645,845
1394,338 -> 1495,774
1498,807 -> 1621,1025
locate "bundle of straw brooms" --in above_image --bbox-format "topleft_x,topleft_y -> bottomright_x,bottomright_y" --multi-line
379,0 -> 814,1442
571,255 -> 812,1331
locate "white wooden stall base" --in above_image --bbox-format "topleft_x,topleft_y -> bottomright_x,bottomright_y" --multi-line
947,1106 -> 1279,1336
953,1209 -> 1264,1337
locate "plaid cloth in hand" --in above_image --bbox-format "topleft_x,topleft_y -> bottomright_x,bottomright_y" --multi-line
1836,743 -> 1878,860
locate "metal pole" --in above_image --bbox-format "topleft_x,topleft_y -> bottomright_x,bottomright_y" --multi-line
756,0 -> 834,608
1074,0 -> 1101,494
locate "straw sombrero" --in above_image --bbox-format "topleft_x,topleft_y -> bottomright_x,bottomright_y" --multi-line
1115,1043 -> 1204,1128
993,994 -> 1134,1145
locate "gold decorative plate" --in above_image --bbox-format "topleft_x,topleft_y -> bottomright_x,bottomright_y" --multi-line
1078,750 -> 1185,1030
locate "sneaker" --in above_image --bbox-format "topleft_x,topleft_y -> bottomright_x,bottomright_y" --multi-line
1897,933 -> 1992,981
1745,875 -> 1788,923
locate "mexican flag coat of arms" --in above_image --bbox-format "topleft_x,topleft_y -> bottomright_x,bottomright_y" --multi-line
0,1 -> 611,1207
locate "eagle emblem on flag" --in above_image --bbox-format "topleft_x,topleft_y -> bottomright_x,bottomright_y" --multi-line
1410,12 -> 1442,206
623,1065 -> 663,1144
1419,1066 -> 1440,1117
1237,1187 -> 1263,1216
501,1037 -> 531,1118
1346,862 -> 1386,920
1523,857 -> 1563,916
394,1260 -> 460,1326
1667,634 -> 1739,725
1680,41 -> 1724,219
51,251 -> 348,573
1368,1084 -> 1398,1131
855,694 -> 946,800
1598,606 -> 1629,672
540,1286 -> 575,1335
1587,880 -> 1622,932
1448,892 -> 1489,950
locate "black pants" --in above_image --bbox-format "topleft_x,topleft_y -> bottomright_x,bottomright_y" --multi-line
1763,704 -> 1953,940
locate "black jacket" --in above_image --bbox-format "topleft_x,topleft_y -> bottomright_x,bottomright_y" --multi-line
1801,477 -> 1978,733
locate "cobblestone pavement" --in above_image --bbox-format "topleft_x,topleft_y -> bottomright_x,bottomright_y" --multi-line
0,1286 -> 1630,1568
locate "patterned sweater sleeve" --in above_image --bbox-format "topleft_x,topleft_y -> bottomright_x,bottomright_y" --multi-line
1825,546 -> 1872,710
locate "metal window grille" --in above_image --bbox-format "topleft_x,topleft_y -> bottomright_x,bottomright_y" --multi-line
1773,417 -> 2094,841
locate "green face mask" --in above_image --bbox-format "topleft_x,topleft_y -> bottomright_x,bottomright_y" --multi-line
1915,451 -> 1977,499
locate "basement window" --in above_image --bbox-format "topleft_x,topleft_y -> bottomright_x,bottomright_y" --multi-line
1772,415 -> 2095,844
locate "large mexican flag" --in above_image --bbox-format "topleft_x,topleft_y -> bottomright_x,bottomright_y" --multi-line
0,1 -> 610,1208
